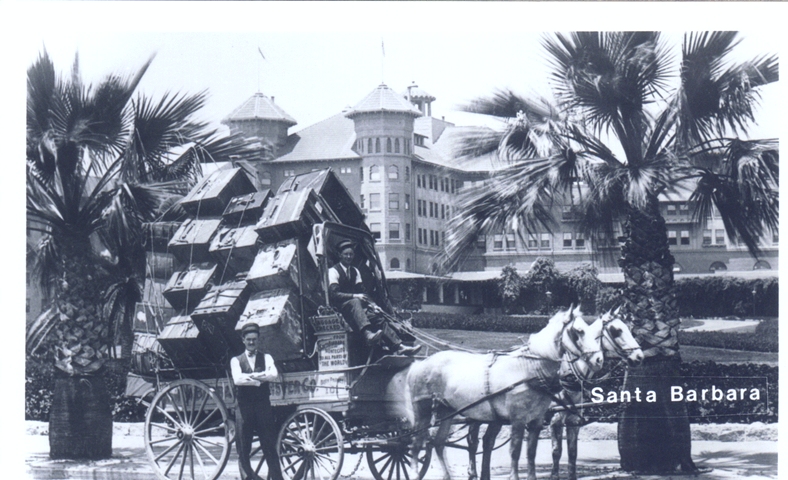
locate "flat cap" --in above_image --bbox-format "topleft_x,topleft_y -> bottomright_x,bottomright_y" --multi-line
240,323 -> 260,337
337,239 -> 356,252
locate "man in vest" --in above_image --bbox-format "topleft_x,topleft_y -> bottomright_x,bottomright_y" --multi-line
231,323 -> 283,480
328,240 -> 421,356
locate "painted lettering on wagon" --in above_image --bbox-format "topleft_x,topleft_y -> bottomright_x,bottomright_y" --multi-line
269,372 -> 350,403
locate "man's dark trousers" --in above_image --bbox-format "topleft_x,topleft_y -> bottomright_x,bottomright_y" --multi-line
235,354 -> 283,480
339,297 -> 400,347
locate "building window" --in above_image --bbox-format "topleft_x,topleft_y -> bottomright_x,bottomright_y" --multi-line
754,260 -> 771,270
528,235 -> 538,249
284,169 -> 295,177
370,223 -> 381,241
370,165 -> 380,181
405,139 -> 410,155
451,179 -> 456,194
375,138 -> 381,153
440,178 -> 445,192
387,138 -> 392,153
360,166 -> 364,182
405,194 -> 410,210
493,234 -> 504,251
668,231 -> 678,246
395,138 -> 400,154
259,171 -> 272,186
368,138 -> 373,153
340,167 -> 351,174
369,193 -> 381,211
390,258 -> 400,269
405,166 -> 410,181
389,223 -> 400,240
681,230 -> 690,245
563,232 -> 573,248
360,194 -> 365,209
715,229 -> 725,245
406,258 -> 411,270
417,175 -> 421,188
680,203 -> 690,215
541,233 -> 551,249
710,261 -> 727,272
476,235 -> 487,250
405,223 -> 411,241
575,232 -> 585,248
506,233 -> 516,251
388,165 -> 399,180
389,193 -> 399,210
703,229 -> 712,246
667,204 -> 677,216
442,231 -> 446,246
441,204 -> 446,219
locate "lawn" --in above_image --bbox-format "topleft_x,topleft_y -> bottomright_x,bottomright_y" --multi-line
420,328 -> 778,366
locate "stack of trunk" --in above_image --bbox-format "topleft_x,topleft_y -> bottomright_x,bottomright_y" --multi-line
143,167 -> 346,377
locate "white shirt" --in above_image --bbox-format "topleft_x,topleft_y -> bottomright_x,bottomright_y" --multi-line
328,263 -> 362,287
230,351 -> 278,387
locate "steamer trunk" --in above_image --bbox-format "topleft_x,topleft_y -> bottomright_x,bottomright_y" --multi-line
237,289 -> 304,361
209,225 -> 259,274
222,190 -> 272,225
246,239 -> 301,291
158,314 -> 231,373
191,280 -> 250,359
162,262 -> 217,311
131,333 -> 164,377
179,167 -> 257,217
133,302 -> 174,333
168,218 -> 222,264
255,189 -> 337,243
142,221 -> 182,253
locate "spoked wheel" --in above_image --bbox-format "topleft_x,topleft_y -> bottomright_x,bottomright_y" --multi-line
144,379 -> 231,480
278,408 -> 344,480
366,442 -> 432,480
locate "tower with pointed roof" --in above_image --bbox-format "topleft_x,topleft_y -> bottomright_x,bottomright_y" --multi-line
345,83 -> 422,270
222,92 -> 297,155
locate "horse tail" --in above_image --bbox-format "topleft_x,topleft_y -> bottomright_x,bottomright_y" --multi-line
403,367 -> 415,427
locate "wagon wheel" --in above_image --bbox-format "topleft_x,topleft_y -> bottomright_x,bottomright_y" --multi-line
144,379 -> 231,480
278,408 -> 344,480
366,442 -> 432,480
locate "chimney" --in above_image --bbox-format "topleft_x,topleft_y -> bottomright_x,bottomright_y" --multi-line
271,96 -> 275,103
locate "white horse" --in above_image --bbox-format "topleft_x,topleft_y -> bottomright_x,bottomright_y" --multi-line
406,306 -> 604,480
547,309 -> 643,480
460,309 -> 644,480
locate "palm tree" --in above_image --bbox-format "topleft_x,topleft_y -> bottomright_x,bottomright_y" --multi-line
26,51 -> 261,459
445,32 -> 777,474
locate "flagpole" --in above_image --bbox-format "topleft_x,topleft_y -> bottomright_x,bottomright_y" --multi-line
381,38 -> 385,84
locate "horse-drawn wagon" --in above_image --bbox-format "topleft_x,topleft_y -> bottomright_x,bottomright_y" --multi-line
128,167 -> 433,480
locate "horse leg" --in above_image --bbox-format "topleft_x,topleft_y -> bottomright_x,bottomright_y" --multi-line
480,422 -> 502,480
467,422 -> 480,480
565,418 -> 581,480
432,414 -> 456,480
549,413 -> 564,480
410,399 -> 432,475
508,422 -> 525,480
525,419 -> 544,480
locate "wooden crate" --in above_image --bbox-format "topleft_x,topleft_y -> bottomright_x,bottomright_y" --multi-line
208,225 -> 259,274
191,280 -> 251,329
168,218 -> 222,264
237,289 -> 303,361
157,314 -> 236,370
246,239 -> 300,291
142,221 -> 183,253
179,168 -> 257,217
223,190 -> 272,226
162,262 -> 217,311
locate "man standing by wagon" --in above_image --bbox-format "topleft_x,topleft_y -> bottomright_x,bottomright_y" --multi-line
231,323 -> 283,480
328,240 -> 420,356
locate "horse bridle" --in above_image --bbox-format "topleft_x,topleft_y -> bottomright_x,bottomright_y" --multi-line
601,314 -> 640,359
560,316 -> 602,382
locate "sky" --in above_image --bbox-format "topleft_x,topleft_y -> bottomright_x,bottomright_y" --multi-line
2,3 -> 787,475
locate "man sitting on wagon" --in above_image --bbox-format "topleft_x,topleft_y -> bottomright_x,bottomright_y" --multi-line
328,240 -> 421,356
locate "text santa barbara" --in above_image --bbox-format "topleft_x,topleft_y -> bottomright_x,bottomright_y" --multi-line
590,386 -> 762,403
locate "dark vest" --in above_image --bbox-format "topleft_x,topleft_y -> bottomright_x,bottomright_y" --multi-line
333,264 -> 358,291
234,352 -> 271,406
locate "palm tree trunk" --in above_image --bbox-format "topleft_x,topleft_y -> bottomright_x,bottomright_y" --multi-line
49,374 -> 113,459
617,196 -> 696,473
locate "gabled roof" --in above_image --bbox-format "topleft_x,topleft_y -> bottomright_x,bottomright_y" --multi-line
345,84 -> 422,119
222,93 -> 297,126
273,113 -> 360,163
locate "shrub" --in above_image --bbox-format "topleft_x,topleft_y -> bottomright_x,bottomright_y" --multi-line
595,286 -> 622,313
675,277 -> 777,318
678,319 -> 778,353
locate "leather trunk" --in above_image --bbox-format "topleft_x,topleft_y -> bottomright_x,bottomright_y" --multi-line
157,314 -> 240,372
168,218 -> 222,264
255,188 -> 338,243
237,289 -> 304,361
222,190 -> 272,226
162,262 -> 217,311
179,167 -> 257,217
208,225 -> 259,275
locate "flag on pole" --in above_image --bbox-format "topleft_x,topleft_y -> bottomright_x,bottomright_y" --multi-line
258,47 -> 266,61
381,39 -> 385,57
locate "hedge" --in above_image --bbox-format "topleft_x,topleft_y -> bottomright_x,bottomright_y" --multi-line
26,356 -> 147,422
577,361 -> 777,424
411,312 -> 549,334
679,319 -> 778,353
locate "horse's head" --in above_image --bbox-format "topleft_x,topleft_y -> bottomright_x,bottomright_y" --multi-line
559,305 -> 604,377
600,307 -> 644,367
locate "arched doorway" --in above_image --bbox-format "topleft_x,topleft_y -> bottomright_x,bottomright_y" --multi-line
709,261 -> 727,272
753,260 -> 771,270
